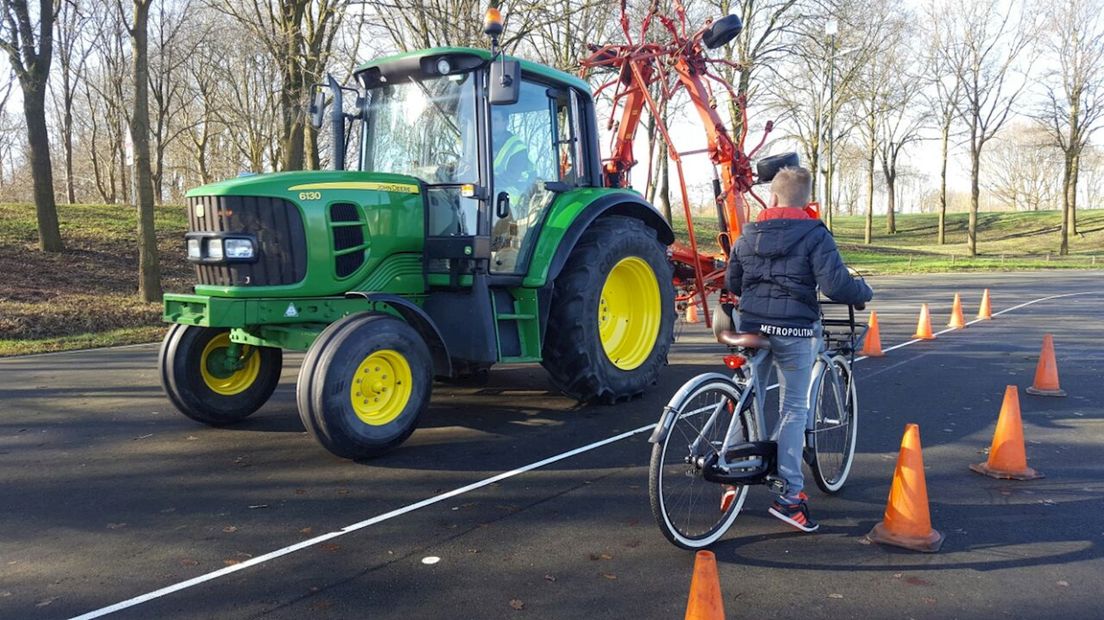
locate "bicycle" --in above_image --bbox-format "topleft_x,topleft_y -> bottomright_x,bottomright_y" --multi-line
648,301 -> 867,549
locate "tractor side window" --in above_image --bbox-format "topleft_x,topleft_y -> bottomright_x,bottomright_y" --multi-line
490,80 -> 562,274
556,91 -> 579,184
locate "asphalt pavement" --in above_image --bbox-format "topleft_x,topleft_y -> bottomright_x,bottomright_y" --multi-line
1,271 -> 1102,619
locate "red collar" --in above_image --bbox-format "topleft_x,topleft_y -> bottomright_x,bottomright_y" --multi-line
757,207 -> 812,222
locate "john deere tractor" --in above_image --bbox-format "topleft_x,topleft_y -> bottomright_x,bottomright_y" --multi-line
159,40 -> 677,460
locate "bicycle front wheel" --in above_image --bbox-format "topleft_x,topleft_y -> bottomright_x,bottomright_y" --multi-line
810,357 -> 858,493
649,375 -> 753,549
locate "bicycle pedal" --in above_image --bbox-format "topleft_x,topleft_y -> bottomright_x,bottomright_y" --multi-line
766,476 -> 787,496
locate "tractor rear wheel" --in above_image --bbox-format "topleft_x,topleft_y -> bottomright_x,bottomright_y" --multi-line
296,313 -> 432,460
542,215 -> 675,402
159,324 -> 283,426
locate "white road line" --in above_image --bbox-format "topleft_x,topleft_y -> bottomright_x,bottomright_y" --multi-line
69,289 -> 1103,620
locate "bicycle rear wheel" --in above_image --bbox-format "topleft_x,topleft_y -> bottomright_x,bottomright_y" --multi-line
649,375 -> 753,549
809,357 -> 858,493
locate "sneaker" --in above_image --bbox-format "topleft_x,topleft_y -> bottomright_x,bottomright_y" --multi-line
768,495 -> 819,532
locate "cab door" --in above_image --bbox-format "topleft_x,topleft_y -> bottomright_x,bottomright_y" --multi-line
488,80 -> 581,274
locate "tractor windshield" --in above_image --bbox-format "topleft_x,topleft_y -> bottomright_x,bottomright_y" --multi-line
361,73 -> 478,185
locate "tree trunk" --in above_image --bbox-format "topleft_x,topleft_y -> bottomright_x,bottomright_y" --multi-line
809,147 -> 820,204
1060,153 -> 1072,256
885,173 -> 896,234
656,149 -> 671,222
307,124 -> 321,170
23,86 -> 64,251
1069,151 -> 1080,236
938,121 -> 949,245
278,7 -> 307,172
864,151 -> 874,245
882,153 -> 897,235
968,145 -> 980,257
130,1 -> 163,302
62,72 -> 76,204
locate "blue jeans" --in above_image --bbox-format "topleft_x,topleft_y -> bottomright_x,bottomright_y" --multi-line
750,323 -> 822,504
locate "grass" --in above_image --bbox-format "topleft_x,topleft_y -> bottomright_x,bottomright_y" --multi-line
0,202 -> 190,356
1,203 -> 1101,356
671,209 -> 1104,273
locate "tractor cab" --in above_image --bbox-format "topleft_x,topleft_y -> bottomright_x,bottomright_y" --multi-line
317,47 -> 601,284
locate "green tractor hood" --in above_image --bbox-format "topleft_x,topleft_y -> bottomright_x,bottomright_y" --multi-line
181,170 -> 426,300
186,170 -> 422,199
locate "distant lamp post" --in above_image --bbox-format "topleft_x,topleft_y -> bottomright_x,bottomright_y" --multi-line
825,18 -> 839,230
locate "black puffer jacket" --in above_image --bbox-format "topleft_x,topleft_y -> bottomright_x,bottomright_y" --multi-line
724,217 -> 872,334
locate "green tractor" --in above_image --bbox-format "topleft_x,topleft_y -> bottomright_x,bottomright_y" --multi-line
159,44 -> 676,460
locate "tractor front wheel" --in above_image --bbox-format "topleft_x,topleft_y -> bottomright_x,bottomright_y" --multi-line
159,324 -> 283,426
296,313 -> 432,460
542,215 -> 675,402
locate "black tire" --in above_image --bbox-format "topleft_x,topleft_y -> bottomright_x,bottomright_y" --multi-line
809,357 -> 858,493
158,324 -> 282,426
296,313 -> 432,460
649,375 -> 753,549
542,215 -> 675,402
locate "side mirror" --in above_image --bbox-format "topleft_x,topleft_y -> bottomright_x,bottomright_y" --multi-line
489,60 -> 520,105
702,14 -> 743,50
309,85 -> 326,129
755,152 -> 800,184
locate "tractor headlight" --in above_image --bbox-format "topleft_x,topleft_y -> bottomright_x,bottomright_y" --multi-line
187,238 -> 201,259
224,238 -> 255,259
436,58 -> 452,75
206,238 -> 224,260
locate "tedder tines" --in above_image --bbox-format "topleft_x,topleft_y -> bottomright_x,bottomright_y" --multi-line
159,5 -> 794,460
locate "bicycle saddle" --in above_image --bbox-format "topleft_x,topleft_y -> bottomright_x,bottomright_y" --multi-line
717,330 -> 771,350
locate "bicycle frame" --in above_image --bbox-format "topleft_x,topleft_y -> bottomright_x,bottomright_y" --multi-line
650,304 -> 866,485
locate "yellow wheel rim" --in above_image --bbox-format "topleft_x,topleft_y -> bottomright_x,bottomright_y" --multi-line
598,256 -> 661,370
350,349 -> 413,426
200,332 -> 261,396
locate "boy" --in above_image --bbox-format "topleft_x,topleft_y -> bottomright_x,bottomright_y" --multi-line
724,166 -> 873,532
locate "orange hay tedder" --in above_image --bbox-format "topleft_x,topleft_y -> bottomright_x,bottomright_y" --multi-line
580,0 -> 801,327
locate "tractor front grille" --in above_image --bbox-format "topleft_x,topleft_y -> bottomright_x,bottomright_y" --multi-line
188,195 -> 307,286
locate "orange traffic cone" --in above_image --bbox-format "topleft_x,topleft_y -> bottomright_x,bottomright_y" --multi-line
861,311 -> 884,357
864,424 -> 944,553
947,293 -> 966,329
913,304 -> 934,340
970,386 -> 1043,480
685,303 -> 700,324
977,289 -> 992,320
1026,334 -> 1066,397
684,550 -> 724,620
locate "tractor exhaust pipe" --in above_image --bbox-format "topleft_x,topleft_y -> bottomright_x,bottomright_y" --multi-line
309,74 -> 347,171
327,74 -> 345,171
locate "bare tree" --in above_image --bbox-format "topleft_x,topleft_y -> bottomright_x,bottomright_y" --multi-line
706,0 -> 801,139
948,0 -> 1034,256
923,0 -> 963,244
51,0 -> 91,204
1079,145 -> 1103,212
358,0 -> 547,53
120,0 -> 161,301
843,2 -> 899,244
877,34 -> 923,235
84,7 -> 131,204
527,0 -> 615,72
982,122 -> 1062,211
1036,0 -> 1104,254
0,72 -> 18,192
1,0 -> 63,251
147,0 -> 194,202
215,0 -> 348,171
773,0 -> 876,216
